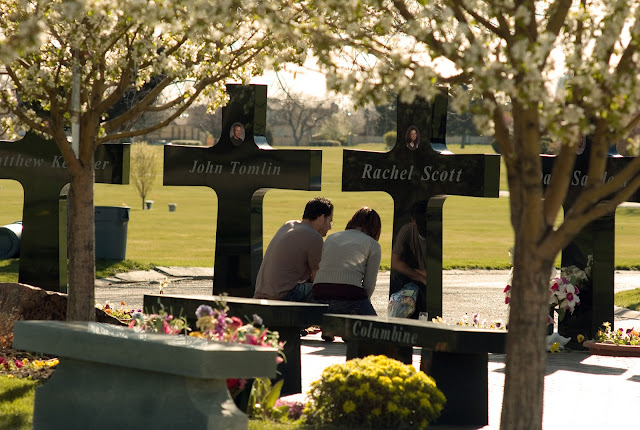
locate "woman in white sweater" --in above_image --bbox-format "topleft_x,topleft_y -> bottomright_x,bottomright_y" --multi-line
312,207 -> 382,315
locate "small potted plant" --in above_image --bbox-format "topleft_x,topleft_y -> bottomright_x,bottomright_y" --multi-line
583,322 -> 640,357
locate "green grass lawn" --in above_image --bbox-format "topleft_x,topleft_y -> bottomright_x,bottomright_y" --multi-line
613,289 -> 640,311
0,376 -> 37,430
1,142 -> 640,273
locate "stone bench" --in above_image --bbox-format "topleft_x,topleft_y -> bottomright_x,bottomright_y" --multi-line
321,314 -> 507,426
12,320 -> 278,430
143,294 -> 328,396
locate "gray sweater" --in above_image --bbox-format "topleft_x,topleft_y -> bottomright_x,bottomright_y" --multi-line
313,229 -> 382,298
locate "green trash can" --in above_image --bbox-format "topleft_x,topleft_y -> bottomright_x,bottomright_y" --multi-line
0,221 -> 22,259
95,206 -> 130,260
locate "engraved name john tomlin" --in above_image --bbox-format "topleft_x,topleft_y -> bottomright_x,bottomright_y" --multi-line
188,160 -> 281,175
0,154 -> 110,169
361,163 -> 464,182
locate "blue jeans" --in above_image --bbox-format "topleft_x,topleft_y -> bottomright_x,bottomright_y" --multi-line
283,282 -> 315,303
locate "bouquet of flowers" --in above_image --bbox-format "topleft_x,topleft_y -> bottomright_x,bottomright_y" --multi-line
504,253 -> 592,339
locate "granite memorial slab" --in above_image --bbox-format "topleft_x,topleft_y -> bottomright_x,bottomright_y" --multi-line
13,320 -> 277,430
342,91 -> 500,318
163,84 -> 322,297
541,138 -> 640,344
0,133 -> 129,292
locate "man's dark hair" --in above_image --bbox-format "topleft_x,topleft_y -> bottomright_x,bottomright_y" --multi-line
303,197 -> 333,221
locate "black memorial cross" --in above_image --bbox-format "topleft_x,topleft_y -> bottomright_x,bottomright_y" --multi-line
163,84 -> 322,297
342,93 -> 500,318
0,132 -> 129,292
541,140 -> 640,344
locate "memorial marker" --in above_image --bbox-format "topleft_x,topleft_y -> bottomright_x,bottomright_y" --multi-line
163,84 -> 322,297
541,139 -> 640,344
0,132 -> 129,292
342,92 -> 500,318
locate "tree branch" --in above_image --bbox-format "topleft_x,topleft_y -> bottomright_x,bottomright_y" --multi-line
542,140 -> 577,226
450,0 -> 511,40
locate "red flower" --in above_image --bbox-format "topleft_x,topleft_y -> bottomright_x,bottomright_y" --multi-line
227,378 -> 240,390
227,316 -> 243,331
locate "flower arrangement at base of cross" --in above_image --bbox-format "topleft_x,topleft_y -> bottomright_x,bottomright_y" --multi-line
303,355 -> 446,429
504,249 -> 592,352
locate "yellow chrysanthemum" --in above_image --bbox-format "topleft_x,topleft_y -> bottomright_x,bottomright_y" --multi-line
577,334 -> 585,343
387,401 -> 398,413
343,400 -> 356,414
379,376 -> 392,386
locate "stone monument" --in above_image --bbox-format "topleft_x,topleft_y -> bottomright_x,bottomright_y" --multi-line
342,91 -> 500,318
163,84 -> 322,297
0,133 -> 129,292
541,138 -> 640,344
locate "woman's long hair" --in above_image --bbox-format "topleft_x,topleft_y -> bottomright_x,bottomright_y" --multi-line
346,207 -> 381,241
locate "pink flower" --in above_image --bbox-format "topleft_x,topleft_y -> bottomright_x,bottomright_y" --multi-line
14,359 -> 23,368
562,283 -> 580,312
162,320 -> 173,334
245,334 -> 259,345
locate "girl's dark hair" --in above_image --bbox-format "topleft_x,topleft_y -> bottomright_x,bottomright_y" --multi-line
346,207 -> 381,241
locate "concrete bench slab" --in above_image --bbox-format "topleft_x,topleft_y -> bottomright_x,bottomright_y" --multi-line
144,294 -> 328,396
13,320 -> 278,430
322,314 -> 507,426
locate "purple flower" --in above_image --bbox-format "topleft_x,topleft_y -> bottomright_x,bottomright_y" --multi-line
252,314 -> 263,326
195,305 -> 214,318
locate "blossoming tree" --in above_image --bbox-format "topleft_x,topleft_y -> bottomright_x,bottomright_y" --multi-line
0,0 -> 303,321
295,1 -> 640,428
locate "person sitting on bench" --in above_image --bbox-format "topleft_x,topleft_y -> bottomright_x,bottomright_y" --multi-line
311,207 -> 382,315
254,197 -> 334,302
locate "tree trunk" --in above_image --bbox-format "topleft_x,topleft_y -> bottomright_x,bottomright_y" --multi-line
66,163 -> 96,321
500,246 -> 553,429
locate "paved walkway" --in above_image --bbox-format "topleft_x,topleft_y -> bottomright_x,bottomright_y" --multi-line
95,268 -> 640,429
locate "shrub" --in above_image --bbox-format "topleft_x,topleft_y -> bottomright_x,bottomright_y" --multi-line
303,355 -> 446,429
383,131 -> 397,148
